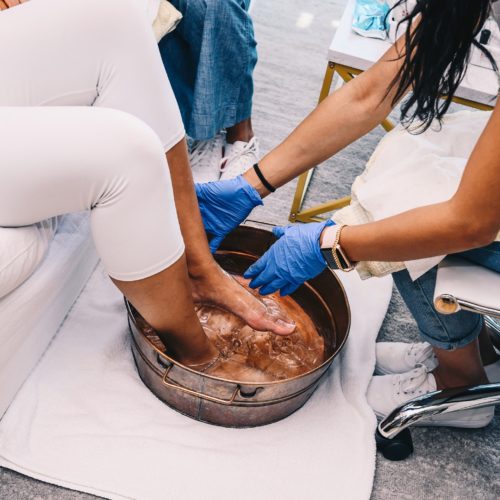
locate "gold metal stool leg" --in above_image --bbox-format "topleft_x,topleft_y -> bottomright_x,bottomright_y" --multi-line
289,62 -> 336,222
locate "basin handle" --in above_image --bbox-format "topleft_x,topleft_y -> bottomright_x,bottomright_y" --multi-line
162,364 -> 240,406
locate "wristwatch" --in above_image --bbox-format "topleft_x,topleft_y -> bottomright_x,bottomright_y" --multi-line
320,224 -> 355,272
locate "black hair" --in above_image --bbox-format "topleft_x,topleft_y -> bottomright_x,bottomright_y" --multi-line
388,0 -> 494,132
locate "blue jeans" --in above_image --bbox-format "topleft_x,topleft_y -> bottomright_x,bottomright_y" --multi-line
158,0 -> 257,140
393,242 -> 500,350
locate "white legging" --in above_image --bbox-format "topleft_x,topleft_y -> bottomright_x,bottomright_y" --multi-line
0,0 -> 185,281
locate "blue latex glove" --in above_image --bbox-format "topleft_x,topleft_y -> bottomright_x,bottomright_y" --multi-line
244,220 -> 335,296
196,176 -> 263,253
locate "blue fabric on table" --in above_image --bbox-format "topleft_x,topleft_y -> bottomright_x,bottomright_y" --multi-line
352,0 -> 390,40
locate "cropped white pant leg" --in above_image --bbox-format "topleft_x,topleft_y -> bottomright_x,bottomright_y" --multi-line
0,0 -> 185,281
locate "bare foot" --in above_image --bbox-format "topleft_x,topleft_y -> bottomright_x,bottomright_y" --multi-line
190,265 -> 296,336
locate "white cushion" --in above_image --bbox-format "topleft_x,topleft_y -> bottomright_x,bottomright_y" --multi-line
0,218 -> 58,299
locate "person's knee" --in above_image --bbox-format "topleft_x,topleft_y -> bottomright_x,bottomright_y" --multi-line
116,114 -> 167,183
91,108 -> 167,188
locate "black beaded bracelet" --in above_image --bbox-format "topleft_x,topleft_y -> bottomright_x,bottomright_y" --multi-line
253,163 -> 276,193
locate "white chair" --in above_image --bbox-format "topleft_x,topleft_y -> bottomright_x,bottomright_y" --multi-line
376,257 -> 500,461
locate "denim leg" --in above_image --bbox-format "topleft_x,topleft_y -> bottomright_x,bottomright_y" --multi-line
159,0 -> 257,140
457,242 -> 500,273
392,241 -> 500,350
393,267 -> 483,350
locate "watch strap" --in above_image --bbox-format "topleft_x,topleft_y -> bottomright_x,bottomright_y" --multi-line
320,224 -> 355,272
321,247 -> 339,269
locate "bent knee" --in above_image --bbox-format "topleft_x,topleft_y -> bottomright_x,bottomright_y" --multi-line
88,108 -> 167,183
113,111 -> 167,180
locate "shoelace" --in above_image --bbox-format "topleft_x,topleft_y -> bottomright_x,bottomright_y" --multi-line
396,364 -> 431,396
190,136 -> 223,170
219,137 -> 258,177
408,343 -> 435,365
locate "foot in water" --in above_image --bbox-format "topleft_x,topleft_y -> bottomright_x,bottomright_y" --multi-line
190,264 -> 296,336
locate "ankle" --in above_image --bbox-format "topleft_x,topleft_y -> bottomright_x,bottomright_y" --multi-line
187,257 -> 220,281
168,336 -> 219,368
226,119 -> 254,144
432,367 -> 488,390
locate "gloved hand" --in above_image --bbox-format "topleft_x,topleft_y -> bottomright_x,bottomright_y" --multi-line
196,176 -> 263,253
244,219 -> 335,296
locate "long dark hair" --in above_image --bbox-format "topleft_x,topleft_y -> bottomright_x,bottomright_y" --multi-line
389,0 -> 494,132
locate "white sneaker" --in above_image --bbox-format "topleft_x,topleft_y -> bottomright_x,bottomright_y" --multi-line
189,134 -> 224,184
375,341 -> 500,383
367,365 -> 494,428
375,342 -> 438,375
219,136 -> 259,181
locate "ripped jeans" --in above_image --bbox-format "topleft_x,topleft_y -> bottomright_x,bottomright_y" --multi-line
393,242 -> 500,350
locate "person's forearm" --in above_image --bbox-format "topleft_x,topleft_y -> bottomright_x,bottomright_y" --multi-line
242,35 -> 411,197
165,138 -> 215,276
248,80 -> 387,196
325,200 -> 497,264
327,102 -> 500,264
243,70 -> 395,197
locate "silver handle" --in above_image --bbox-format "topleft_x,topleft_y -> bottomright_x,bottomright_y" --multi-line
378,383 -> 500,440
435,294 -> 500,318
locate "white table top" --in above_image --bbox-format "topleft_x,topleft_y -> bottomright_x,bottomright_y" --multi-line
328,0 -> 498,106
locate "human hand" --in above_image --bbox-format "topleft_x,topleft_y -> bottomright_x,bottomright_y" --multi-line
0,0 -> 28,11
244,220 -> 335,296
196,175 -> 263,253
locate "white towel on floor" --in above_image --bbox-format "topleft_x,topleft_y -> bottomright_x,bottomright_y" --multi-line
0,265 -> 392,500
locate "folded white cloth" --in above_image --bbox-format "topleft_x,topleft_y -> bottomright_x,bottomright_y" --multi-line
152,0 -> 182,41
143,0 -> 182,41
335,110 -> 496,280
0,265 -> 392,500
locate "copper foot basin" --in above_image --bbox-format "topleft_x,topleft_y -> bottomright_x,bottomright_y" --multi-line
126,225 -> 350,427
